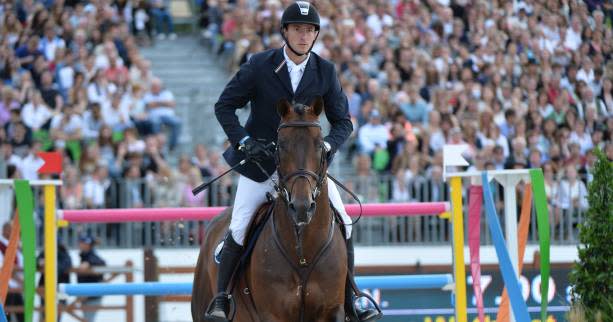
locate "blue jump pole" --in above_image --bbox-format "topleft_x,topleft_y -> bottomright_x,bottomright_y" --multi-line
59,274 -> 453,297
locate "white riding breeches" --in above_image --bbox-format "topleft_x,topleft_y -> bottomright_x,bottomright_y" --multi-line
229,173 -> 352,245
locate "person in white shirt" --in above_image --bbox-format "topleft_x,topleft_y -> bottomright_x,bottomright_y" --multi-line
87,70 -> 114,106
39,24 -> 65,61
555,165 -> 588,217
21,91 -> 53,131
83,164 -> 111,209
50,105 -> 84,148
569,120 -> 593,155
576,58 -> 595,85
564,17 -> 582,51
358,109 -> 389,155
102,92 -> 133,132
142,78 -> 181,150
365,4 -> 393,37
121,84 -> 152,135
57,52 -> 76,96
8,142 -> 44,181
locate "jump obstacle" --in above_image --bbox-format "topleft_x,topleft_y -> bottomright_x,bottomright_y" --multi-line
2,144 -> 553,322
58,274 -> 454,296
50,202 -> 459,322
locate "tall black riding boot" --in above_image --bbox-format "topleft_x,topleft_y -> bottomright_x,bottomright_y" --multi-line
345,237 -> 383,322
204,232 -> 244,322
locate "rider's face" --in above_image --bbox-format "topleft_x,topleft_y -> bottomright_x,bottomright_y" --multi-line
284,23 -> 318,54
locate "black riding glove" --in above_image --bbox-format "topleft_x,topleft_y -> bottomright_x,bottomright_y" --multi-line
240,137 -> 272,162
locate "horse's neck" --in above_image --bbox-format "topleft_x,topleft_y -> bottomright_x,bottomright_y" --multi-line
273,184 -> 332,259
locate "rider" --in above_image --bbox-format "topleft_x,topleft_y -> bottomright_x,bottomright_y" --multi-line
206,2 -> 381,322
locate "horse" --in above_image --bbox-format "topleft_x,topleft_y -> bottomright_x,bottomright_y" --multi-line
192,97 -> 348,322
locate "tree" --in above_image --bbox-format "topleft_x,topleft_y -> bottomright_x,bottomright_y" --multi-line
568,149 -> 613,320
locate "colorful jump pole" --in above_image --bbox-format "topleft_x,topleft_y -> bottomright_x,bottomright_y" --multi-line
443,144 -> 550,322
44,184 -> 57,322
59,274 -> 454,296
0,179 -> 62,322
60,202 -> 450,223
450,176 -> 468,322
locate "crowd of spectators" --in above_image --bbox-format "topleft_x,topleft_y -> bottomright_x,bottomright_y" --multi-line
202,0 -> 613,215
0,0 -> 612,221
0,0 -> 211,217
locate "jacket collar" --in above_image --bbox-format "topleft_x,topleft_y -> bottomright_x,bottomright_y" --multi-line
272,47 -> 317,96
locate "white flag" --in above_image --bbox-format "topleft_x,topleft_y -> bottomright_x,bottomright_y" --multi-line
443,144 -> 469,167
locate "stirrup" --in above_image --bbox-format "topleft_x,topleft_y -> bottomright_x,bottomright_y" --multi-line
204,292 -> 235,322
351,292 -> 383,322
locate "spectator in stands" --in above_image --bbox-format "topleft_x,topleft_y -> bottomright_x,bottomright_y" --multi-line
150,0 -> 177,40
83,164 -> 111,209
9,141 -> 44,180
76,235 -> 106,322
0,221 -> 24,322
38,70 -> 63,112
122,84 -> 152,136
0,87 -> 20,126
21,90 -> 52,132
61,165 -> 84,210
191,143 -> 212,177
15,36 -> 42,71
358,109 -> 389,155
399,85 -> 429,126
82,102 -> 104,142
143,78 -> 181,151
103,91 -> 133,133
124,162 -> 145,208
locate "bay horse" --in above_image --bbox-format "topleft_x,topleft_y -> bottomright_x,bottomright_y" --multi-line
192,97 -> 347,321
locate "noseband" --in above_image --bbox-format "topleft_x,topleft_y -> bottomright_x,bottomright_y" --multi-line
276,121 -> 327,204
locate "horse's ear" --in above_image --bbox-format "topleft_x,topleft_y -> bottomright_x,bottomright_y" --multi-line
276,98 -> 291,118
310,96 -> 323,116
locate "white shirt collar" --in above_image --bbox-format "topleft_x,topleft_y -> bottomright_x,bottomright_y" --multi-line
283,46 -> 310,72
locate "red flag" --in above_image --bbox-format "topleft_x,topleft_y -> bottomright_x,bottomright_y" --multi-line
37,152 -> 62,174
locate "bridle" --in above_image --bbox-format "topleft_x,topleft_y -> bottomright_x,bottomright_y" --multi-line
275,120 -> 327,205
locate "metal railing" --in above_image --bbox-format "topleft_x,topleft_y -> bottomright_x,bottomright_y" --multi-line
45,173 -> 588,248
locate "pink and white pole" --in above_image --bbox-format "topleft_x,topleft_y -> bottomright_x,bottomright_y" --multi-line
59,202 -> 450,223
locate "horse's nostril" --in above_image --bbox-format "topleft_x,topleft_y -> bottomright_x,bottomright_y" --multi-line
308,202 -> 316,212
289,203 -> 296,211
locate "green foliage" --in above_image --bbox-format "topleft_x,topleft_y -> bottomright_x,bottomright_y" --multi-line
568,149 -> 613,320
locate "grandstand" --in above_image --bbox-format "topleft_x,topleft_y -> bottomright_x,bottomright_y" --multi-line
0,0 -> 611,321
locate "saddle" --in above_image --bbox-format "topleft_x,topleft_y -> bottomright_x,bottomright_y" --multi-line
214,199 -> 275,267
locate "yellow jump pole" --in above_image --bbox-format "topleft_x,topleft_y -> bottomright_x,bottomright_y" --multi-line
44,184 -> 57,322
450,176 -> 467,322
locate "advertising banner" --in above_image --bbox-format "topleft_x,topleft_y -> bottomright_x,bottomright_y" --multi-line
365,268 -> 571,322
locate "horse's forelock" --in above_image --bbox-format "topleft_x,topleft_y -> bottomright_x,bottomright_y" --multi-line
292,103 -> 308,116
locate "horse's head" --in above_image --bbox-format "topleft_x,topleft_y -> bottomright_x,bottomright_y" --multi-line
275,96 -> 327,228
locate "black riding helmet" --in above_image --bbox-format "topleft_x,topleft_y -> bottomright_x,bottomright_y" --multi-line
280,1 -> 320,57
